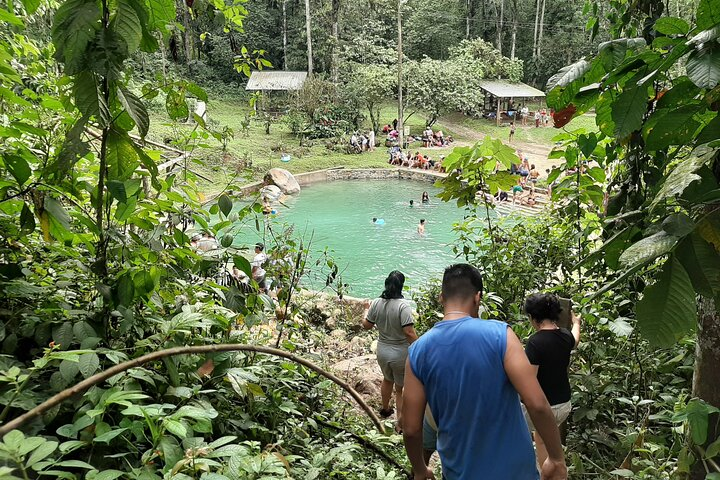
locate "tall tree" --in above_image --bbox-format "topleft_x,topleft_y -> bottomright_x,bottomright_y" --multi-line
532,0 -> 540,58
305,0 -> 313,75
331,0 -> 340,82
495,0 -> 504,54
509,0 -> 518,59
282,0 -> 288,69
465,0 -> 474,39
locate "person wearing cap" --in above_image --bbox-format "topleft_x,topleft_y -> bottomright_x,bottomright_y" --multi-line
251,243 -> 268,291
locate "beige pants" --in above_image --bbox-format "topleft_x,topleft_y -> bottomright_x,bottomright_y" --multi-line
522,400 -> 572,431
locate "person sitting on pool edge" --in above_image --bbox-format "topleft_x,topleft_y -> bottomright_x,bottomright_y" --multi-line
417,219 -> 426,235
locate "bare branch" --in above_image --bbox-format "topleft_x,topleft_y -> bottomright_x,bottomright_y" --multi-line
0,344 -> 385,436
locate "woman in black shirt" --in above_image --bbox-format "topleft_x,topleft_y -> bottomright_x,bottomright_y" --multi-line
523,293 -> 581,470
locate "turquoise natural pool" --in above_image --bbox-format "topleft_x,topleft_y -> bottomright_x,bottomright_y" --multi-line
243,178 -> 481,298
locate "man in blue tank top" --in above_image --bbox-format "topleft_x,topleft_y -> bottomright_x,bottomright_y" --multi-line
403,264 -> 567,479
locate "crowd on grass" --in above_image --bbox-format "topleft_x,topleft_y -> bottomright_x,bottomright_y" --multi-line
362,266 -> 579,479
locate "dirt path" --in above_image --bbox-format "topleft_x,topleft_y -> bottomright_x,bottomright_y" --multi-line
442,119 -> 562,179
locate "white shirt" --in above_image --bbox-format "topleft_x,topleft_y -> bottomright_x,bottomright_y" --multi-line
252,252 -> 267,279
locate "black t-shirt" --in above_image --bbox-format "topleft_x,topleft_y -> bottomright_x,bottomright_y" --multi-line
525,328 -> 575,405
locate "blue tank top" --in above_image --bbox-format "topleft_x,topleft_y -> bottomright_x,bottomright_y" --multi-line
408,317 -> 538,480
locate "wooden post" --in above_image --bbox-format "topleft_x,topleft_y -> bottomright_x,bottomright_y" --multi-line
496,96 -> 501,127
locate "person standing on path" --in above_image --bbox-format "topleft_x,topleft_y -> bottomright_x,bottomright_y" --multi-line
402,264 -> 567,480
251,243 -> 268,292
509,122 -> 516,142
523,293 -> 581,470
361,271 -> 419,432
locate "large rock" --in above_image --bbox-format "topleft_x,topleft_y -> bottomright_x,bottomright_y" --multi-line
260,185 -> 283,202
332,354 -> 384,397
265,168 -> 301,195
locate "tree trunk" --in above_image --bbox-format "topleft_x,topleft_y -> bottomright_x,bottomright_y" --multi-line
331,0 -> 340,83
368,104 -> 379,135
690,296 -> 720,480
282,0 -> 288,69
532,0 -> 540,58
182,3 -> 193,66
510,0 -> 517,60
465,0 -> 473,39
304,0 -> 313,76
496,0 -> 504,54
537,0 -> 546,57
397,0 -> 404,148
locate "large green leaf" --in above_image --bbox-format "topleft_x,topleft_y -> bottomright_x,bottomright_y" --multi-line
44,196 -> 72,233
19,203 -> 35,234
233,255 -> 252,277
618,231 -> 679,268
3,154 -> 31,186
52,322 -> 74,349
52,0 -> 102,73
595,91 -> 617,136
20,0 -> 41,14
146,0 -> 176,32
74,72 -> 110,125
113,0 -> 142,53
78,353 -> 100,378
46,117 -> 91,183
654,17 -> 690,36
612,85 -> 648,138
165,89 -> 189,121
635,257 -> 697,347
696,114 -> 720,145
650,151 -> 713,209
218,194 -> 233,217
697,0 -> 720,30
598,38 -> 646,71
676,233 -> 720,297
686,44 -> 720,89
644,105 -> 703,151
0,7 -> 24,25
106,130 -> 140,181
546,59 -> 591,90
118,86 -> 149,137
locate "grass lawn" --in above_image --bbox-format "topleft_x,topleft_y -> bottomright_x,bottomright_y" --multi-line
146,95 -> 598,196
449,112 -> 599,145
147,98 -> 463,196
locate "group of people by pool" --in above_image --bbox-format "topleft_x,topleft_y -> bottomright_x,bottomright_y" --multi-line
372,192 -> 431,235
388,149 -> 447,172
489,151 -> 543,206
361,265 -> 580,479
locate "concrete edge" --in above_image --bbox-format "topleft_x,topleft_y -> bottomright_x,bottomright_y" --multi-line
234,166 -> 449,198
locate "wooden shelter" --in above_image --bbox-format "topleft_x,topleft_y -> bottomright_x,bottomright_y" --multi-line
245,71 -> 308,92
477,80 -> 546,126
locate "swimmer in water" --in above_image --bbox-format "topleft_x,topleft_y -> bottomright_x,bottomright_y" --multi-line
422,191 -> 430,203
373,218 -> 385,225
410,199 -> 414,207
417,219 -> 426,235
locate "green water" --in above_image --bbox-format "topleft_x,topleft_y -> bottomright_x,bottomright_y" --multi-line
243,179 -> 480,298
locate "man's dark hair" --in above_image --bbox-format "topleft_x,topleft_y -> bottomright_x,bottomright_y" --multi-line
442,264 -> 483,301
524,293 -> 562,323
380,270 -> 405,299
